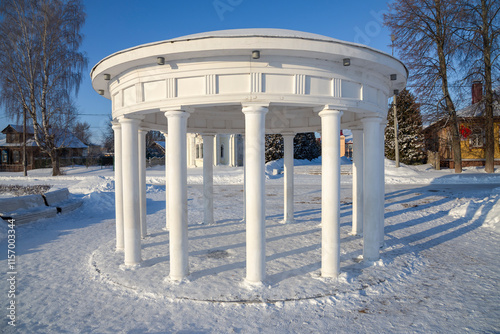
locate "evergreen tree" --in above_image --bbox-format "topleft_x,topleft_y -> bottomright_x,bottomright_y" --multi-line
265,134 -> 283,163
294,133 -> 321,161
265,132 -> 321,163
385,89 -> 426,165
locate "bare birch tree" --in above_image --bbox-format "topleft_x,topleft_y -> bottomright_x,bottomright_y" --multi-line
385,0 -> 464,173
0,0 -> 87,176
457,0 -> 499,173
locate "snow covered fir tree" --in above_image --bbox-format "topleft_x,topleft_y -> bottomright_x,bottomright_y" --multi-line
385,89 -> 426,165
265,133 -> 321,163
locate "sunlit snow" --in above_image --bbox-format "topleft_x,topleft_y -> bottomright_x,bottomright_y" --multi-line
0,160 -> 499,333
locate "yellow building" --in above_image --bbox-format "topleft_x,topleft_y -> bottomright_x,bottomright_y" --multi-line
424,84 -> 500,168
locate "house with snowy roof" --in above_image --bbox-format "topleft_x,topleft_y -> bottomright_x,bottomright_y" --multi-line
0,124 -> 88,172
424,82 -> 500,168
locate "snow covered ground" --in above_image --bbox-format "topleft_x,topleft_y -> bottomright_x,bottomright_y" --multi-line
0,160 -> 499,333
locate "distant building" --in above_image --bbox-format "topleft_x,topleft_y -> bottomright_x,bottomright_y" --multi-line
0,124 -> 88,172
424,82 -> 500,168
152,134 -> 244,167
187,134 -> 243,167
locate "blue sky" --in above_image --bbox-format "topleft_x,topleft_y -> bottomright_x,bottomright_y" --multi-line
2,0 -> 394,142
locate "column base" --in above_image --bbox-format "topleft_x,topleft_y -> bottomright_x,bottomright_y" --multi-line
242,278 -> 265,289
281,219 -> 295,224
119,263 -> 141,271
167,274 -> 190,283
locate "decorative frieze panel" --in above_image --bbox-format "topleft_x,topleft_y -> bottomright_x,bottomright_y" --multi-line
378,90 -> 387,108
206,74 -> 217,95
332,78 -> 341,98
251,73 -> 261,93
143,80 -> 166,102
166,78 -> 175,98
363,85 -> 378,104
305,76 -> 332,96
136,83 -> 144,103
177,76 -> 204,97
263,74 -> 293,94
112,92 -> 121,111
295,74 -> 306,95
123,85 -> 136,107
341,80 -> 361,99
219,74 -> 250,94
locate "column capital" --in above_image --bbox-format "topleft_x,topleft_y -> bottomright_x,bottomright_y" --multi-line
318,108 -> 343,118
164,110 -> 190,119
281,132 -> 295,138
111,121 -> 121,131
314,104 -> 345,113
117,114 -> 144,120
242,104 -> 269,115
139,127 -> 149,134
118,116 -> 143,125
161,106 -> 194,113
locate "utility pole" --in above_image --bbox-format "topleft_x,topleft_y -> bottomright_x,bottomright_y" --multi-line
391,34 -> 400,168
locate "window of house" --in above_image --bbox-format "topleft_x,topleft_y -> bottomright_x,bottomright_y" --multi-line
1,150 -> 8,163
13,151 -> 20,163
220,144 -> 224,159
195,143 -> 204,159
469,128 -> 484,148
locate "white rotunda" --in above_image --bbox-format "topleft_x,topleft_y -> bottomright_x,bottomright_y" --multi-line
91,29 -> 407,283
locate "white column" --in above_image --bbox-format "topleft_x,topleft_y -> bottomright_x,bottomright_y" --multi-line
162,133 -> 169,231
215,135 -> 220,166
379,121 -> 386,247
138,128 -> 148,239
351,128 -> 364,236
165,110 -> 190,280
319,108 -> 343,278
111,122 -> 124,252
202,134 -> 215,225
230,135 -> 236,167
241,134 -> 246,222
362,117 -> 383,261
243,104 -> 268,283
187,135 -> 196,167
119,117 -> 142,267
283,133 -> 295,224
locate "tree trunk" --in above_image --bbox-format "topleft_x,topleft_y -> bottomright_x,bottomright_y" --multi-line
482,0 -> 495,173
435,0 -> 462,173
23,105 -> 28,177
449,115 -> 463,173
50,149 -> 61,176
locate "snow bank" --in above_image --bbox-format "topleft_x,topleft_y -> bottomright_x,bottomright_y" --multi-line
448,187 -> 500,233
483,187 -> 500,233
385,160 -> 500,184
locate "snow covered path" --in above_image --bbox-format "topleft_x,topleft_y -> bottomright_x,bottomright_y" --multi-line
1,163 -> 499,333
